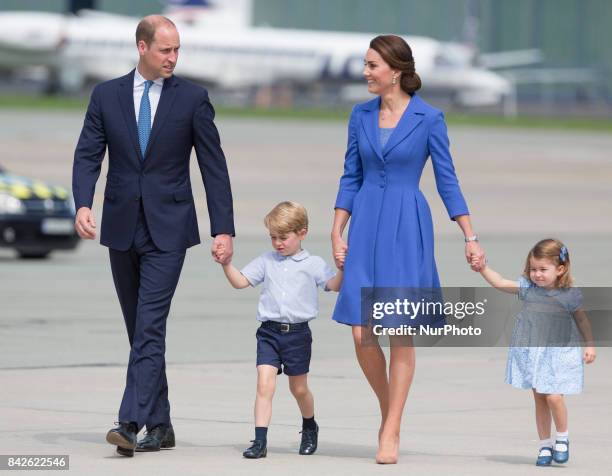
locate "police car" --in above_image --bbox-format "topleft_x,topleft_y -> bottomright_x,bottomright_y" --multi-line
0,166 -> 79,258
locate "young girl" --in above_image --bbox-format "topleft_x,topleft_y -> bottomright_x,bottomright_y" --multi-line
475,238 -> 596,466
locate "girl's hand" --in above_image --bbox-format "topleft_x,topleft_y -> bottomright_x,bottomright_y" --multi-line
584,346 -> 596,364
332,235 -> 348,270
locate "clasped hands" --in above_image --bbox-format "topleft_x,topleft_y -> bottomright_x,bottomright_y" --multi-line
466,241 -> 486,272
212,234 -> 233,265
331,235 -> 348,270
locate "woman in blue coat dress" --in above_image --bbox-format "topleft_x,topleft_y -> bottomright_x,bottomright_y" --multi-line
330,35 -> 485,464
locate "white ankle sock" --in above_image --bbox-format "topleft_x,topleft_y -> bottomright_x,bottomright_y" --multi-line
539,439 -> 553,455
555,431 -> 569,451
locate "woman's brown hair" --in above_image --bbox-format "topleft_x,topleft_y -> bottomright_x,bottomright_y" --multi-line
369,34 -> 422,95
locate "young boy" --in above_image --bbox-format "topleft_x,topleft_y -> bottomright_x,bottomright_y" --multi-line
216,201 -> 343,458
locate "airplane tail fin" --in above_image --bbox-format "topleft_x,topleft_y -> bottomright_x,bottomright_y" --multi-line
163,0 -> 252,29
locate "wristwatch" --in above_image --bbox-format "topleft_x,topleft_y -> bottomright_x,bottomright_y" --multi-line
464,235 -> 479,243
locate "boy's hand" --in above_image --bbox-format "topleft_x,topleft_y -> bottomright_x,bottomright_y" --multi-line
584,346 -> 596,364
214,244 -> 226,263
215,244 -> 230,264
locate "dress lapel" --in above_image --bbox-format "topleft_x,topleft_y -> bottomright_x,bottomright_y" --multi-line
117,69 -> 143,163
360,97 -> 383,162
382,94 -> 424,157
144,75 -> 178,159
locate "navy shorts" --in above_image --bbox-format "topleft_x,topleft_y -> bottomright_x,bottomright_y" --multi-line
256,321 -> 312,376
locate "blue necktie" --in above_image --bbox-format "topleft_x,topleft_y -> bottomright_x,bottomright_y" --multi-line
138,80 -> 153,159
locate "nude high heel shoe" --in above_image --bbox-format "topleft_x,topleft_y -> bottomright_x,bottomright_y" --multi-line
376,433 -> 399,464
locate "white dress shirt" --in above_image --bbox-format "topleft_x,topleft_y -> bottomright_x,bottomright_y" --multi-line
133,68 -> 164,126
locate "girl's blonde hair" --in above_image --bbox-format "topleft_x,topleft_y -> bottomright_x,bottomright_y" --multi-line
264,201 -> 308,235
523,238 -> 573,288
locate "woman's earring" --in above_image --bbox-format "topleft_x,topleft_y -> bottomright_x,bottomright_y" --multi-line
392,75 -> 397,85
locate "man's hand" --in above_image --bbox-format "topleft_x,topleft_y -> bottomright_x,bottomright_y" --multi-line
75,207 -> 97,239
212,234 -> 233,265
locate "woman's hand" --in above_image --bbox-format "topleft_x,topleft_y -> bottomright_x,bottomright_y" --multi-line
332,235 -> 348,270
331,208 -> 351,270
466,241 -> 485,272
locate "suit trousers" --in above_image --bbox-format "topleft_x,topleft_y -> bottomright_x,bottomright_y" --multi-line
109,203 -> 186,431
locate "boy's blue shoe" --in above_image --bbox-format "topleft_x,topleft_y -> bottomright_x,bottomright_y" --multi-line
552,440 -> 569,464
243,439 -> 267,459
536,447 -> 553,466
299,423 -> 319,455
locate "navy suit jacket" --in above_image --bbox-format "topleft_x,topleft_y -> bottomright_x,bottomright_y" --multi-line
72,70 -> 235,251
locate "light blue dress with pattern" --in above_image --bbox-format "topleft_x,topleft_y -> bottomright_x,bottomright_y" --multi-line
505,277 -> 584,394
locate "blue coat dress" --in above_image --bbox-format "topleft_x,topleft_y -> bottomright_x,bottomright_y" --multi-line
332,94 -> 469,326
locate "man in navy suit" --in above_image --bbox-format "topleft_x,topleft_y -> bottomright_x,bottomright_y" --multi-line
72,15 -> 234,457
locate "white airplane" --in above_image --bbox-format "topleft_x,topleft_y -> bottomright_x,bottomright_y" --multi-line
0,0 -> 530,109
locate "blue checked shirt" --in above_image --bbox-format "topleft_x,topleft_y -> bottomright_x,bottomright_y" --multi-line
241,249 -> 336,324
